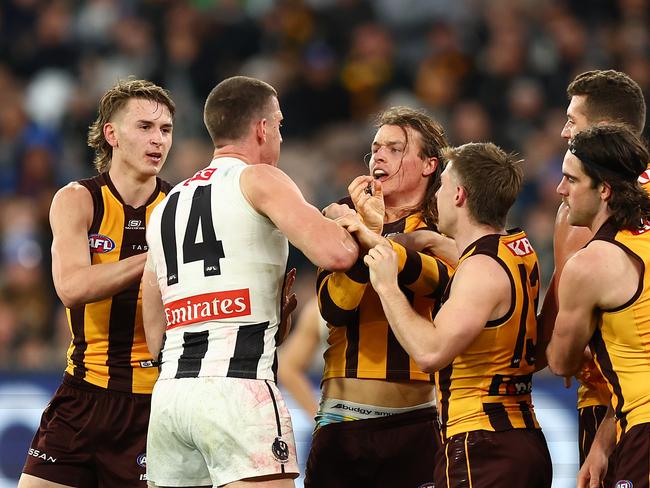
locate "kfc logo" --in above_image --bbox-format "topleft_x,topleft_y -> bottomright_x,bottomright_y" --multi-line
505,236 -> 534,257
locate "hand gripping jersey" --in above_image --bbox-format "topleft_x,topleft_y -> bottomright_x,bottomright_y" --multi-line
66,173 -> 171,394
590,219 -> 650,441
437,229 -> 541,440
318,211 -> 451,382
147,158 -> 289,382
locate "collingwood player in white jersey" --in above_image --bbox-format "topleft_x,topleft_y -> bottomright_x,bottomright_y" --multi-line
142,76 -> 359,488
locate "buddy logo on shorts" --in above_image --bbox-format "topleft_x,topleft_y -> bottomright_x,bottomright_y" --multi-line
164,289 -> 251,330
88,233 -> 115,253
616,481 -> 633,488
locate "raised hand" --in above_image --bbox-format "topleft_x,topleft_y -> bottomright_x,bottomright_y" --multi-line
348,175 -> 384,235
364,244 -> 399,294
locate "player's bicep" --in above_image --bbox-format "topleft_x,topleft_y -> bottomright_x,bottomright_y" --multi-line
49,185 -> 93,291
433,257 -> 507,363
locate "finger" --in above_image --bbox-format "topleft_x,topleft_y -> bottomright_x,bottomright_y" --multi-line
363,254 -> 374,267
373,179 -> 383,197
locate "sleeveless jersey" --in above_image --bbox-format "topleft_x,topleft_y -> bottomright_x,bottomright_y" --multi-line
437,230 -> 541,440
146,157 -> 289,382
318,212 -> 451,383
590,220 -> 650,440
65,173 -> 171,394
578,167 -> 650,409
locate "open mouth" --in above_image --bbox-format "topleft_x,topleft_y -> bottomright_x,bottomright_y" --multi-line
372,169 -> 388,181
147,152 -> 162,164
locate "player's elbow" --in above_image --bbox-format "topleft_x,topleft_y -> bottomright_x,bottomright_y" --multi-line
547,353 -> 577,377
55,282 -> 88,309
318,249 -> 358,272
414,352 -> 444,374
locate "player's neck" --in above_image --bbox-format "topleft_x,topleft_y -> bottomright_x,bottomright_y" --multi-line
108,166 -> 157,208
454,220 -> 504,255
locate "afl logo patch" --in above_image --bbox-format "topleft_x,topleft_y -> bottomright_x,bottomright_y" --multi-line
88,233 -> 115,253
616,482 -> 633,488
271,437 -> 289,463
136,453 -> 146,467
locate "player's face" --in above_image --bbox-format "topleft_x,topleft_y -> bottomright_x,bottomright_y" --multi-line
557,150 -> 602,227
263,97 -> 283,166
368,124 -> 432,204
435,161 -> 459,237
108,98 -> 173,177
561,95 -> 590,140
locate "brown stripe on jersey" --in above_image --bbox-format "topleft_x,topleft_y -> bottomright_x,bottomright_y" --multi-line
591,328 -> 627,432
518,401 -> 536,429
107,205 -> 147,390
509,264 -> 530,367
345,259 -> 369,283
69,306 -> 87,378
425,260 -> 450,301
382,216 -> 407,235
317,271 -> 360,328
439,364 -> 453,440
386,286 -> 415,380
483,402 -> 514,431
69,177 -> 104,379
399,249 -> 423,285
344,322 -> 360,377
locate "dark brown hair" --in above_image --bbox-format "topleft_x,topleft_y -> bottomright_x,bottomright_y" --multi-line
204,76 -> 278,145
442,142 -> 523,229
376,106 -> 448,227
567,70 -> 646,136
87,78 -> 175,173
570,124 -> 650,230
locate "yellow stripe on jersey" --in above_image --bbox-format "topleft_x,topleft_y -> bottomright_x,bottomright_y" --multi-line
65,173 -> 171,394
319,212 -> 451,382
591,220 -> 650,440
438,229 -> 541,439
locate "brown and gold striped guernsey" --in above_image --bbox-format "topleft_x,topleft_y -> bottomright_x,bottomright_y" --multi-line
318,209 -> 451,383
65,173 -> 172,394
590,220 -> 650,441
437,229 -> 541,440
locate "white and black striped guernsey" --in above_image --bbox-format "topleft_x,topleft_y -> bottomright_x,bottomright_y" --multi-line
146,157 -> 289,381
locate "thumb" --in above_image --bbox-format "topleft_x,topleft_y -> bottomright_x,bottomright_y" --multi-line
374,179 -> 383,199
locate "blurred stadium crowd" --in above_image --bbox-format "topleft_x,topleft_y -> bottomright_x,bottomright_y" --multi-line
0,0 -> 648,371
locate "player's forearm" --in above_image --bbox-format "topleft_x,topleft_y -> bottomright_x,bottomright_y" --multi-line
546,338 -> 583,377
54,253 -> 147,308
593,407 -> 616,458
277,367 -> 318,418
374,282 -> 440,372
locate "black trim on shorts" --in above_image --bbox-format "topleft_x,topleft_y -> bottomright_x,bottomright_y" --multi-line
264,380 -> 286,474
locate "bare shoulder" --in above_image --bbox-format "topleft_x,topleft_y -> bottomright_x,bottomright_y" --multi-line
564,241 -> 626,283
50,182 -> 93,227
455,253 -> 510,292
240,164 -> 302,209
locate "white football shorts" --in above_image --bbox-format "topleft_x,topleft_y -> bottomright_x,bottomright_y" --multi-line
147,376 -> 299,486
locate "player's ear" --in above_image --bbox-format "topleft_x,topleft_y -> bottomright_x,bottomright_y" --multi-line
104,123 -> 118,148
256,118 -> 267,143
422,157 -> 438,177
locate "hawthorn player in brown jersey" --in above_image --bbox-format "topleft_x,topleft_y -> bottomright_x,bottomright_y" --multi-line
19,78 -> 175,488
363,142 -> 552,488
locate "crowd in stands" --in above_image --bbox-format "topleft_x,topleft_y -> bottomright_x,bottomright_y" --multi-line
0,0 -> 648,370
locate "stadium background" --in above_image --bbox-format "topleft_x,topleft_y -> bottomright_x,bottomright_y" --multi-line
0,0 -> 648,486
